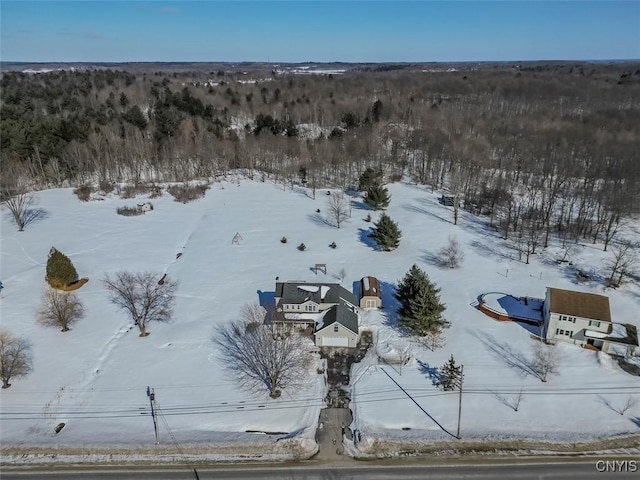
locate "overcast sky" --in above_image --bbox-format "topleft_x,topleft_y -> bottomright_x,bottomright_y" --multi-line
1,1 -> 639,63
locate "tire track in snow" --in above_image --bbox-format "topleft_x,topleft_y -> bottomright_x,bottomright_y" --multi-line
161,212 -> 209,277
42,322 -> 134,424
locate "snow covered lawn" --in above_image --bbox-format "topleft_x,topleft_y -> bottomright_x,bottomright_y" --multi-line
1,177 -> 639,458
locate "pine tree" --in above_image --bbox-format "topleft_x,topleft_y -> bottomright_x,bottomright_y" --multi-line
364,184 -> 391,210
371,213 -> 401,251
439,355 -> 463,391
358,167 -> 383,192
46,247 -> 78,289
394,264 -> 448,336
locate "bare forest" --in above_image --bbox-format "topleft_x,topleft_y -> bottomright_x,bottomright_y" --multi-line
2,62 -> 640,247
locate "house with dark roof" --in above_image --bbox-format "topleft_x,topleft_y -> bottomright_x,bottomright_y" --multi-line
542,287 -> 638,356
274,281 -> 360,347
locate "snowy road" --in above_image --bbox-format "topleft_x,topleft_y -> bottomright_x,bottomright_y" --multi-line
2,460 -> 638,479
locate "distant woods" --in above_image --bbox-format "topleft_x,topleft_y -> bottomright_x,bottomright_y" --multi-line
2,63 -> 639,244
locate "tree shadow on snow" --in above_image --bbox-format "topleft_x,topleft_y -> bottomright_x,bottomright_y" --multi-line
630,417 -> 640,429
357,227 -> 378,250
350,198 -> 371,211
469,239 -> 513,261
476,331 -> 540,380
417,359 -> 442,387
402,201 -> 452,225
256,290 -> 276,323
307,212 -> 335,229
422,249 -> 448,269
21,208 -> 49,229
379,281 -> 401,329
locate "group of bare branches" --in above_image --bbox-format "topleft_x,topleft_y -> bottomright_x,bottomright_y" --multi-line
214,302 -> 313,398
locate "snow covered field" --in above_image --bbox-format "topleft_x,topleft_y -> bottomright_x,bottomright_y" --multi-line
1,177 -> 639,459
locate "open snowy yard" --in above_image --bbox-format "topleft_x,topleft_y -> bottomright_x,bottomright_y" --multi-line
1,177 -> 639,455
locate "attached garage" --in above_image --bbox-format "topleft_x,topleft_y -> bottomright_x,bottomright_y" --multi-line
320,336 -> 349,347
315,308 -> 359,348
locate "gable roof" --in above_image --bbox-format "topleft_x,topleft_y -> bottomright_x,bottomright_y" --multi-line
547,287 -> 611,322
275,282 -> 357,306
315,305 -> 359,335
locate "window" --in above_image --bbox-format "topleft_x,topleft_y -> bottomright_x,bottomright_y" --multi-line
559,329 -> 565,335
589,320 -> 601,328
560,315 -> 566,321
556,328 -> 560,335
565,330 -> 572,337
334,325 -> 339,332
569,317 -> 576,323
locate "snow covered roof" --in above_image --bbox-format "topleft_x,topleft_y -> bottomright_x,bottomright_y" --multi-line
547,287 -> 611,322
585,323 -> 638,346
275,282 -> 357,306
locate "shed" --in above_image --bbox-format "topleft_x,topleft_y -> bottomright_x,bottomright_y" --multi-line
360,276 -> 382,309
137,202 -> 153,213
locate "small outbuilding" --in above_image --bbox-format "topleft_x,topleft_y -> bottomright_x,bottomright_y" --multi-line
360,276 -> 382,309
137,202 -> 153,213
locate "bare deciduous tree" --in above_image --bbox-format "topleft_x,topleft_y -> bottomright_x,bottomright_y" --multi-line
437,236 -> 465,268
103,271 -> 177,337
37,287 -> 85,332
0,329 -> 33,388
326,193 -> 349,228
531,342 -> 560,382
2,191 -> 45,231
398,344 -> 411,376
605,241 -> 638,288
338,268 -> 347,284
215,305 -> 313,398
421,329 -> 446,351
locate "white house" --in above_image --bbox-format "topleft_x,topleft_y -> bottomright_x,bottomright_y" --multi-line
274,281 -> 360,348
543,287 -> 638,356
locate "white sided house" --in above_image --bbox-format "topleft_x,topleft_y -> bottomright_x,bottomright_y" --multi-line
274,281 -> 360,348
360,276 -> 382,309
543,287 -> 638,356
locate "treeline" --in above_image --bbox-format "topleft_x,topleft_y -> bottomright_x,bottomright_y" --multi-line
1,63 -> 640,245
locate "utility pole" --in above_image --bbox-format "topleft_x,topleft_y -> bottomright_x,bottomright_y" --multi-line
147,386 -> 159,444
456,365 -> 464,439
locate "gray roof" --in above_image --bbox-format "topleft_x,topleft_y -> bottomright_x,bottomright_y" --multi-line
316,305 -> 359,335
275,282 -> 357,307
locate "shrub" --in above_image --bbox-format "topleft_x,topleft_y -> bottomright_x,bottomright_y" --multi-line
98,179 -> 115,194
73,185 -> 93,201
148,186 -> 163,198
167,184 -> 210,203
364,214 -> 372,222
117,206 -> 144,216
297,243 -> 306,251
281,236 -> 288,243
46,247 -> 78,289
119,184 -> 150,199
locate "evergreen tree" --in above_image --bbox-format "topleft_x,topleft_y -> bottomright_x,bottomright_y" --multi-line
394,264 -> 448,336
439,355 -> 463,391
364,184 -> 391,210
46,247 -> 78,289
371,213 -> 401,251
358,167 -> 383,191
123,105 -> 147,130
372,99 -> 383,123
